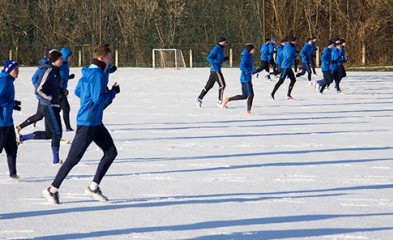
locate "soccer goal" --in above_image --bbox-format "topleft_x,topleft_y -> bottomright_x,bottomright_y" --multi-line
152,49 -> 186,69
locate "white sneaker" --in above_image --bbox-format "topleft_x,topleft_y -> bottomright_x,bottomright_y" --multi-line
85,187 -> 108,202
195,98 -> 202,108
42,188 -> 60,204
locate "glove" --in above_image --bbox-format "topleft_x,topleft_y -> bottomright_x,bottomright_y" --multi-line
109,65 -> 117,73
13,100 -> 21,111
330,60 -> 337,64
223,57 -> 229,62
68,74 -> 75,80
111,83 -> 120,94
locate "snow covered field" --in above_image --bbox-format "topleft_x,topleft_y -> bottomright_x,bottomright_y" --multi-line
1,67 -> 393,240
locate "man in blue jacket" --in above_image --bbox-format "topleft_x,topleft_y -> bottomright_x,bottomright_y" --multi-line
296,38 -> 313,84
196,36 -> 228,108
271,36 -> 298,100
316,40 -> 335,94
19,50 -> 64,165
59,47 -> 75,131
256,38 -> 271,80
43,44 -> 120,204
15,49 -> 50,136
220,43 -> 256,114
275,39 -> 285,75
269,37 -> 277,75
310,36 -> 318,75
0,60 -> 20,178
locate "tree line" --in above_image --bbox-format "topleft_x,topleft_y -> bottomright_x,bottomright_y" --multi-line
0,0 -> 392,67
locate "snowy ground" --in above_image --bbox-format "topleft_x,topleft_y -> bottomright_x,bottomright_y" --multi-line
1,67 -> 393,240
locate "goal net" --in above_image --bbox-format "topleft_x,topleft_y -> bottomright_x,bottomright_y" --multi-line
152,49 -> 186,69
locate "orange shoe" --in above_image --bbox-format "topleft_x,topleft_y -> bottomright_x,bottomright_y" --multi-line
220,98 -> 229,109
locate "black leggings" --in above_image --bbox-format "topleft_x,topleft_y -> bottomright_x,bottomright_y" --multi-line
228,82 -> 254,112
0,126 -> 18,175
52,125 -> 117,188
198,71 -> 226,101
271,68 -> 296,97
19,101 -> 44,129
33,105 -> 62,147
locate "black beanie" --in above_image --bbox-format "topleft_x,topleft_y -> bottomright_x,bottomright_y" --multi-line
245,43 -> 255,52
326,40 -> 335,46
48,49 -> 62,62
217,36 -> 226,43
288,36 -> 297,42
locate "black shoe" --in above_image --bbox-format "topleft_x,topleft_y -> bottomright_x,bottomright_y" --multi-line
66,128 -> 74,132
85,187 -> 108,202
42,188 -> 60,204
9,173 -> 19,179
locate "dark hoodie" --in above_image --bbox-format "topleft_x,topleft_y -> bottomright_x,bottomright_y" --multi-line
35,61 -> 62,106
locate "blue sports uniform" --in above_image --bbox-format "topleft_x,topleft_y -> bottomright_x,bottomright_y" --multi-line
198,43 -> 227,103
51,59 -> 118,190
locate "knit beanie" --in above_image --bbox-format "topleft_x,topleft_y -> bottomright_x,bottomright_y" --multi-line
3,60 -> 18,73
326,40 -> 335,47
48,49 -> 63,62
245,43 -> 255,52
217,36 -> 227,43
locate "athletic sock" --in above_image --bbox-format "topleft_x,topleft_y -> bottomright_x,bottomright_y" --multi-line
90,182 -> 99,191
20,133 -> 35,141
52,146 -> 60,164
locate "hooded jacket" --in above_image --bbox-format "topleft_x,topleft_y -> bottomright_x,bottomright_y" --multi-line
321,47 -> 332,71
239,48 -> 256,83
74,63 -> 116,126
276,44 -> 284,65
0,71 -> 15,126
300,43 -> 312,63
35,61 -> 62,106
260,43 -> 270,61
281,42 -> 297,69
60,48 -> 72,90
207,44 -> 225,72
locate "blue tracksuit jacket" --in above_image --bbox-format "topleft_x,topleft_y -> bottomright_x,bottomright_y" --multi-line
0,71 -> 15,127
207,44 -> 225,72
60,48 -> 72,90
240,49 -> 255,83
35,61 -> 62,106
260,43 -> 269,61
74,64 -> 116,126
281,43 -> 297,69
321,47 -> 332,71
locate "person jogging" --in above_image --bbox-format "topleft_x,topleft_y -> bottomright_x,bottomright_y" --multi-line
42,44 -> 120,204
270,36 -> 298,100
195,36 -> 228,108
220,43 -> 257,114
0,60 -> 20,178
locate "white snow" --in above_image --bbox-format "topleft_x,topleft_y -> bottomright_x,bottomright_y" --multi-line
1,67 -> 393,239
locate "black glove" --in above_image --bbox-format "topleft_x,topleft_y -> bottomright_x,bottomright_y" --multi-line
68,74 -> 75,80
330,60 -> 337,64
111,83 -> 120,94
13,100 -> 21,111
223,57 -> 229,62
110,65 -> 117,73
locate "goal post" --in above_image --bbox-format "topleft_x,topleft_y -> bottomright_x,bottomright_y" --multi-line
152,49 -> 186,69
